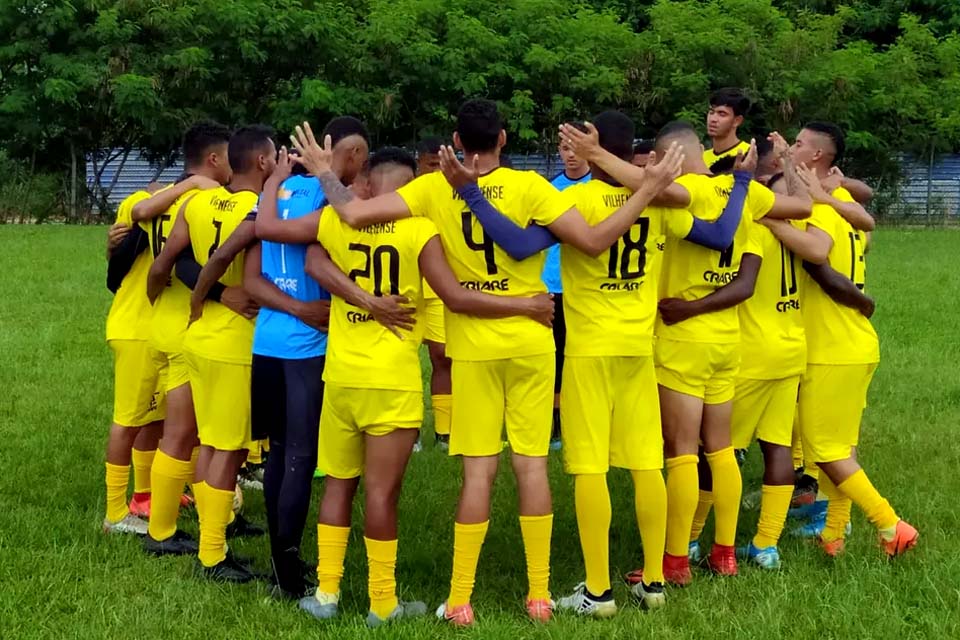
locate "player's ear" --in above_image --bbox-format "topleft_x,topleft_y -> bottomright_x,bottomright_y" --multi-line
498,129 -> 507,149
452,132 -> 464,152
734,115 -> 744,128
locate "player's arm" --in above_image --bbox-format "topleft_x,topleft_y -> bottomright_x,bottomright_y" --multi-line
761,133 -> 812,221
803,261 -> 875,318
254,149 -> 322,243
106,223 -> 130,259
241,243 -> 329,330
419,236 -> 554,327
106,225 -> 148,293
131,175 -> 215,222
188,219 -> 258,322
305,242 -> 416,338
797,164 -> 874,231
760,219 -> 833,265
657,253 -> 761,326
683,171 -> 751,250
841,176 -> 874,205
146,204 -> 192,303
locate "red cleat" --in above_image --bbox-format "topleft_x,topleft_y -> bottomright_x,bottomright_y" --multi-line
708,544 -> 738,576
128,493 -> 151,519
663,553 -> 693,586
437,602 -> 474,627
526,598 -> 554,623
881,520 -> 918,557
179,493 -> 195,509
817,535 -> 846,557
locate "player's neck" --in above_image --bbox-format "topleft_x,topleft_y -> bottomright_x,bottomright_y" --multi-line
685,158 -> 711,176
711,131 -> 740,153
190,166 -> 220,183
565,164 -> 590,181
227,173 -> 264,195
465,151 -> 500,175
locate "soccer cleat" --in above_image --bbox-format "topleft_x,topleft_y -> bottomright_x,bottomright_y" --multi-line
791,510 -> 826,538
366,600 -> 428,628
788,498 -> 827,520
143,530 -> 198,556
881,520 -> 919,557
737,542 -> 782,570
200,554 -> 255,583
237,466 -> 264,491
688,540 -> 702,564
270,547 -> 316,600
663,553 -> 693,586
549,409 -> 562,451
179,492 -> 195,509
734,448 -> 748,467
708,544 -> 738,576
630,579 -> 666,610
556,583 -> 617,618
102,513 -> 148,536
436,601 -> 475,627
435,433 -> 450,452
128,493 -> 151,519
300,591 -> 339,620
817,536 -> 846,557
526,598 -> 554,623
227,513 -> 266,538
791,474 -> 819,508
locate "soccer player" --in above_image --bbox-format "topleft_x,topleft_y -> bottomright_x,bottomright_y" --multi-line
703,88 -> 752,167
102,185 -> 166,535
271,99 -> 682,625
147,125 -> 276,581
632,139 -> 654,167
761,123 -> 918,557
416,136 -> 443,175
560,120 -> 811,583
545,124 -> 592,448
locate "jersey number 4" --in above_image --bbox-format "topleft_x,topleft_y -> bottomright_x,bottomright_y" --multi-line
607,218 -> 650,279
461,211 -> 498,275
348,242 -> 400,296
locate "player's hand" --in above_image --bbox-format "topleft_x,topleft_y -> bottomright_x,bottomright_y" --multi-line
733,139 -> 758,175
270,146 -> 295,183
768,131 -> 789,158
107,223 -> 130,252
859,295 -> 876,319
438,145 -> 479,190
523,293 -> 555,328
641,142 -> 684,194
294,299 -> 331,331
821,166 -> 844,193
221,286 -> 260,320
188,174 -> 220,190
558,122 -> 601,162
658,297 -> 698,326
188,292 -> 204,326
290,122 -> 333,176
365,294 -> 416,339
797,163 -> 830,203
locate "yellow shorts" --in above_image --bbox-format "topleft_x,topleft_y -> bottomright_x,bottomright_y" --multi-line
731,376 -> 800,449
423,298 -> 445,344
654,338 -> 739,404
152,349 -> 190,391
560,356 -> 663,474
450,353 -> 554,457
185,352 -> 253,451
798,363 -> 876,463
110,339 -> 166,427
318,383 -> 423,479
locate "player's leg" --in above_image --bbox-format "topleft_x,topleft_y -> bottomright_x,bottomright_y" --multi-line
688,450 -> 712,562
550,293 -> 566,450
362,391 -> 427,627
426,340 -> 452,449
129,421 -> 161,518
439,360 -> 506,627
505,353 -> 555,623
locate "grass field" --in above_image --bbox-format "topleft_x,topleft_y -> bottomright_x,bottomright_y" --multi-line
2,225 -> 959,639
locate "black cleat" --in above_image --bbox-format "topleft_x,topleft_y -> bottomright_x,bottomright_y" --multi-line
435,433 -> 450,451
199,554 -> 255,584
550,408 -> 562,451
143,530 -> 199,557
227,513 -> 266,538
270,547 -> 317,600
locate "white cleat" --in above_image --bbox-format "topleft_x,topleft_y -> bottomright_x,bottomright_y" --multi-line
556,582 -> 617,618
102,513 -> 148,536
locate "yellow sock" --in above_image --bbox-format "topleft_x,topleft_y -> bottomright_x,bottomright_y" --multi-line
365,537 -> 399,619
631,469 -> 667,584
791,412 -> 804,470
665,455 -> 699,557
753,484 -> 793,548
148,451 -> 193,541
105,462 -> 130,523
198,486 -> 232,567
819,474 -> 851,542
838,469 -> 899,532
519,514 -> 553,601
448,521 -> 489,607
131,448 -> 155,494
189,446 -> 200,478
705,447 -> 742,547
690,490 -> 713,542
574,474 -> 611,595
317,524 -> 350,594
431,394 -> 452,436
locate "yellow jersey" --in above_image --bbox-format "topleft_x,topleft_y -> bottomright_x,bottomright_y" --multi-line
703,140 -> 751,169
801,188 -> 879,365
317,206 -> 437,391
106,191 -> 153,341
396,168 -> 571,361
560,180 -> 693,357
181,186 -> 259,365
655,174 -> 774,344
737,223 -> 806,379
422,279 -> 438,300
142,184 -> 202,354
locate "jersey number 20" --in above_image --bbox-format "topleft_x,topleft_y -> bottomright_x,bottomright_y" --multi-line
348,242 -> 400,296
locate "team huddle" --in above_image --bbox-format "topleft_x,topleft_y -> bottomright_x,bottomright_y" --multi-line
101,89 -> 918,628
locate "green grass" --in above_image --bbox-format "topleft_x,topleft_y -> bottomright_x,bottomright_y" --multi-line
1,226 -> 959,639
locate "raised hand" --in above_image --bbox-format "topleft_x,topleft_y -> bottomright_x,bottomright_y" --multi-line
438,145 -> 480,190
768,131 -> 789,159
271,145 -> 295,182
558,122 -> 601,162
642,141 -> 684,193
796,163 -> 830,203
290,121 -> 333,176
821,166 -> 844,193
733,139 -> 758,175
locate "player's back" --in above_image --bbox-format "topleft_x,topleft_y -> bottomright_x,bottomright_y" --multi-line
107,190 -> 153,341
801,189 -> 878,365
395,168 -> 571,360
182,186 -> 259,364
318,207 -> 436,392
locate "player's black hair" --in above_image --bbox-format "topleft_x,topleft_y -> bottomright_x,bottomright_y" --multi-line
709,87 -> 751,117
228,125 -> 275,173
182,121 -> 231,168
709,155 -> 737,174
416,136 -> 444,155
633,139 -> 655,156
656,120 -> 699,145
592,111 -> 635,161
368,146 -> 417,175
456,99 -> 503,153
803,121 -> 845,163
322,116 -> 370,147
755,136 -> 773,159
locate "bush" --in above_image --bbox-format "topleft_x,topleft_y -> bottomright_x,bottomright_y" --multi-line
0,152 -> 64,223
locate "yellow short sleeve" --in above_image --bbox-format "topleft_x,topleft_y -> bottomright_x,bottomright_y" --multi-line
411,217 -> 440,255
805,203 -> 838,235
832,187 -> 856,203
316,205 -> 339,246
525,173 -> 574,226
664,209 -> 694,238
746,181 -> 776,221
742,218 -> 764,258
395,174 -> 435,218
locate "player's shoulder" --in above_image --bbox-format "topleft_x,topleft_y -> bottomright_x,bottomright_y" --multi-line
831,186 -> 855,203
116,190 -> 150,224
